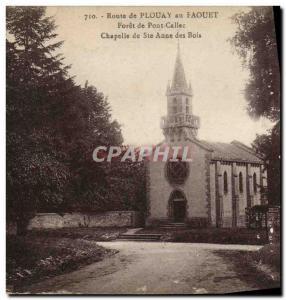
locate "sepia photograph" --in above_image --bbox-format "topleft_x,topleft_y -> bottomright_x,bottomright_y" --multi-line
6,5 -> 281,295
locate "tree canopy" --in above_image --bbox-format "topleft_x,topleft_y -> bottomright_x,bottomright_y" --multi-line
230,7 -> 280,205
6,6 -> 145,233
231,7 -> 280,122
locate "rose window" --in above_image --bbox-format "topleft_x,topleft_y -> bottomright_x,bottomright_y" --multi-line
166,160 -> 189,185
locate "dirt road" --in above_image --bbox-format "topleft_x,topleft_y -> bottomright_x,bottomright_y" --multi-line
22,241 -> 275,294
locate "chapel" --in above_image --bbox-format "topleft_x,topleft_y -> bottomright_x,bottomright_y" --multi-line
146,45 -> 268,228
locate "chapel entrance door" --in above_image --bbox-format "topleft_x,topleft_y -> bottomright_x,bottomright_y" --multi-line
173,199 -> 186,222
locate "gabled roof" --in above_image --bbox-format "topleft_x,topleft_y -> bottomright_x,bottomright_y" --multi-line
158,138 -> 263,164
199,140 -> 263,164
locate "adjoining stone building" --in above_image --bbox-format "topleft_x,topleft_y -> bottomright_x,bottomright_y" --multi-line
146,45 -> 267,228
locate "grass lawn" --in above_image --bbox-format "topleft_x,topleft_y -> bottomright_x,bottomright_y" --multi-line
27,226 -> 128,241
251,243 -> 280,274
213,243 -> 281,292
7,227 -> 127,292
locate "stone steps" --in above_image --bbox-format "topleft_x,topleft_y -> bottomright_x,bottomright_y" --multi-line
160,223 -> 188,230
118,233 -> 162,241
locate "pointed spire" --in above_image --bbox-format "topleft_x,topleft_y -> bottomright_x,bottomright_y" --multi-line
188,80 -> 193,95
171,41 -> 188,91
165,80 -> 171,95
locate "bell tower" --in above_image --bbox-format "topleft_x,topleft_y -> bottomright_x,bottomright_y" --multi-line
161,43 -> 200,143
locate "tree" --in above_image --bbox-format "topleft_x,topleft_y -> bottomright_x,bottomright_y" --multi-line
231,7 -> 280,122
230,7 -> 280,205
6,7 -> 122,224
62,83 -> 124,212
7,7 -> 146,234
6,7 -> 76,233
252,122 -> 280,205
6,7 -> 70,93
105,149 -> 146,213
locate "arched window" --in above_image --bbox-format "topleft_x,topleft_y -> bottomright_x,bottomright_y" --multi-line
253,173 -> 257,193
239,172 -> 243,193
223,171 -> 228,193
186,98 -> 190,114
172,98 -> 177,114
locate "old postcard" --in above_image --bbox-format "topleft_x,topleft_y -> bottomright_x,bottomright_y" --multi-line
6,6 -> 281,295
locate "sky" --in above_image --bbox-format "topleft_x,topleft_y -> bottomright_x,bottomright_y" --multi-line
46,6 -> 274,146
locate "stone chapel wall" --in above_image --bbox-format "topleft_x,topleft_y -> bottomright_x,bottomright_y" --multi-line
250,165 -> 262,206
147,141 -> 209,227
220,163 -> 233,227
236,164 -> 248,227
210,161 -> 264,228
210,162 -> 216,226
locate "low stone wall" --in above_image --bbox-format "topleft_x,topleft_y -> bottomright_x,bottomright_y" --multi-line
28,211 -> 143,230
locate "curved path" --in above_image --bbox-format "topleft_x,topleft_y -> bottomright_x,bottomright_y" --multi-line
24,241 -> 267,294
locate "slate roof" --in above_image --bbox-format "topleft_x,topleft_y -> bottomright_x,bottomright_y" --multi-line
198,140 -> 263,164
